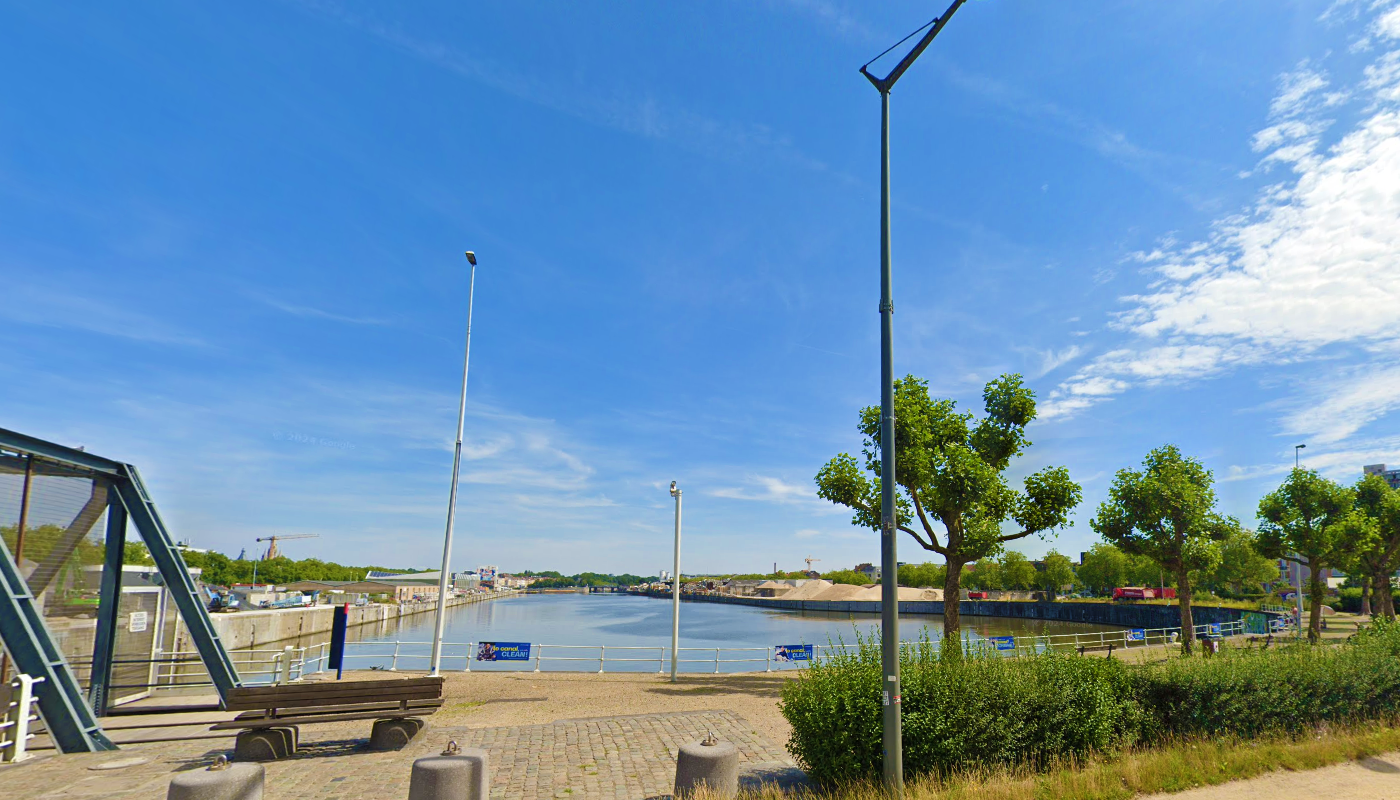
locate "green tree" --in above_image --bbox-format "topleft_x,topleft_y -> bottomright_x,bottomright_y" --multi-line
1256,468 -> 1371,643
1076,543 -> 1127,596
1197,528 -> 1279,595
1037,550 -> 1077,600
963,559 -> 1001,591
822,569 -> 872,586
1339,474 -> 1400,619
998,550 -> 1036,590
1091,445 -> 1235,653
815,374 -> 1081,656
897,562 -> 946,589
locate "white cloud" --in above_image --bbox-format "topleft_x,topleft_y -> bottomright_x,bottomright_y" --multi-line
1034,346 -> 1083,378
1045,8 -> 1400,425
709,475 -> 815,505
1283,363 -> 1400,443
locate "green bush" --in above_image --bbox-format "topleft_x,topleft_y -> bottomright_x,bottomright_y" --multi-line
780,621 -> 1400,786
778,632 -> 1140,785
1131,619 -> 1400,738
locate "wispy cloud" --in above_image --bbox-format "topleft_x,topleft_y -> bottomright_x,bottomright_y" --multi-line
291,0 -> 827,169
709,475 -> 817,505
253,294 -> 389,326
0,282 -> 202,346
1043,4 -> 1400,425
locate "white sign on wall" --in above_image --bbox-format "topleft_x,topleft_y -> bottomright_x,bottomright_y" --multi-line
128,611 -> 148,633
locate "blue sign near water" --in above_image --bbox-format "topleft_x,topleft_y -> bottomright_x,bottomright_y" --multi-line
775,644 -> 814,662
1127,629 -> 1146,642
988,636 -> 1015,651
1208,623 -> 1222,637
477,642 -> 531,661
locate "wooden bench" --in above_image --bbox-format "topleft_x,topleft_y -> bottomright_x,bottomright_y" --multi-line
210,676 -> 444,759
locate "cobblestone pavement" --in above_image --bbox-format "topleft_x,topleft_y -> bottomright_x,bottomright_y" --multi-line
3,709 -> 798,800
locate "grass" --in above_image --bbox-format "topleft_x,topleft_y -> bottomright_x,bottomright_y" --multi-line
697,721 -> 1400,800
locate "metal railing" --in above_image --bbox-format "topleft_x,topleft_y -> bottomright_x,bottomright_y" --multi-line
326,621 -> 1254,675
0,674 -> 43,763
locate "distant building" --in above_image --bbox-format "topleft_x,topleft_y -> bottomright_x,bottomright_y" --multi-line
1364,464 -> 1400,490
854,563 -> 879,581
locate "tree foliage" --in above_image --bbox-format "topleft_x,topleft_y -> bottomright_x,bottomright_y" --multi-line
1335,474 -> 1400,619
1037,550 -> 1077,599
897,562 -> 946,589
1091,445 -> 1237,652
1257,469 -> 1372,642
815,374 -> 1082,655
998,550 -> 1036,590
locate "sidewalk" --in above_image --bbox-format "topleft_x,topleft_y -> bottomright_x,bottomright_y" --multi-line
1139,750 -> 1400,799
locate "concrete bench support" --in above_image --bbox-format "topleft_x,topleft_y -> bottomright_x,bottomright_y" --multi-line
408,742 -> 490,800
675,735 -> 739,799
233,727 -> 297,761
370,717 -> 424,751
168,757 -> 264,800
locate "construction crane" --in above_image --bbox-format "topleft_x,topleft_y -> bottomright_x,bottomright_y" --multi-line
804,556 -> 821,572
255,533 -> 320,561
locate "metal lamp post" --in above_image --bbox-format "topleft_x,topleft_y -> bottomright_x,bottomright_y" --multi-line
430,250 -> 479,677
1292,444 -> 1305,637
858,2 -> 968,793
669,481 -> 682,683
1295,443 -> 1306,469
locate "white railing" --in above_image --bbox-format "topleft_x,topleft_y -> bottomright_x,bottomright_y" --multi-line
323,621 -> 1253,675
0,674 -> 43,763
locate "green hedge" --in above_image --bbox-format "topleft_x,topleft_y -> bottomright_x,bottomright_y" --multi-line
779,621 -> 1400,786
778,633 -> 1141,785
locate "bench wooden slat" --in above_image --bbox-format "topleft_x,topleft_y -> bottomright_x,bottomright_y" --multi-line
210,706 -> 439,730
225,688 -> 443,711
232,699 -> 443,721
226,676 -> 442,700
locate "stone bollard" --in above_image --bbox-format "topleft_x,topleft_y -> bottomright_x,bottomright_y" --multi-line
408,740 -> 490,800
233,727 -> 297,761
168,755 -> 264,800
675,732 -> 739,799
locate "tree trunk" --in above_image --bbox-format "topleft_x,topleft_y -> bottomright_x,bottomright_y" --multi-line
1176,567 -> 1195,655
1384,572 -> 1398,621
1360,574 -> 1373,617
942,559 -> 967,660
1307,559 -> 1325,644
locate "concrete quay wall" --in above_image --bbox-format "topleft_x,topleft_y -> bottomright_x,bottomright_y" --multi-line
641,591 -> 1259,629
210,592 -> 499,650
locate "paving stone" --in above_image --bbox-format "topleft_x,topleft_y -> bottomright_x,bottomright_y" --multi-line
1,710 -> 795,800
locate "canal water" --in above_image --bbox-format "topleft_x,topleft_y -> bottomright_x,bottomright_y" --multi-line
340,593 -> 1122,673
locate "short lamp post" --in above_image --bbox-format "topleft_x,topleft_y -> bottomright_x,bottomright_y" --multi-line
669,481 -> 682,683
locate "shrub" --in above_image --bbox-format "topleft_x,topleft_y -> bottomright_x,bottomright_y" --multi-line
779,632 -> 1141,785
1129,619 -> 1400,739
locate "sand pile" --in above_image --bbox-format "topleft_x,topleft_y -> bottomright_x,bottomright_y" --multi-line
807,583 -> 871,601
850,586 -> 937,602
780,579 -> 834,600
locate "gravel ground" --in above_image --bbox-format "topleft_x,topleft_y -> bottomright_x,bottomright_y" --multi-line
352,668 -> 801,751
1138,751 -> 1400,799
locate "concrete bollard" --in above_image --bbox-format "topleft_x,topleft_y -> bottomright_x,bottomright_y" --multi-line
675,732 -> 739,799
168,755 -> 264,800
408,740 -> 490,800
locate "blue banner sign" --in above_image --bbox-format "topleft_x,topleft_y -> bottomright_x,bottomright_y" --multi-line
476,642 -> 531,661
1208,623 -> 1221,637
988,636 -> 1015,651
775,644 -> 814,662
1127,629 -> 1146,642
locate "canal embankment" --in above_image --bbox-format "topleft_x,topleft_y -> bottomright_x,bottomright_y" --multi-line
639,591 -> 1270,629
209,591 -> 505,650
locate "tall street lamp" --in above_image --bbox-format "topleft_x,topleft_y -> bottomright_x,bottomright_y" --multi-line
858,1 -> 968,792
669,481 -> 682,683
430,250 -> 480,677
1295,443 -> 1306,469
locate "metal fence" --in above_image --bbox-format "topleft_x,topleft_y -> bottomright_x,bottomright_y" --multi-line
319,620 -> 1259,675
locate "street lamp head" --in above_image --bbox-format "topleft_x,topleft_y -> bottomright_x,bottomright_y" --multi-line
464,251 -> 477,266
1296,444 -> 1306,450
670,480 -> 679,497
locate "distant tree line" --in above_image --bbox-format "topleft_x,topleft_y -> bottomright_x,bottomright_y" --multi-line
523,571 -> 654,588
121,544 -> 426,588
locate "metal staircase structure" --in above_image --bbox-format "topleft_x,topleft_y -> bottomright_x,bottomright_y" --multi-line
0,427 -> 241,752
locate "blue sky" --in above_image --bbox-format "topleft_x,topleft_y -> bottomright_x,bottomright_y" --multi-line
3,1 -> 1399,576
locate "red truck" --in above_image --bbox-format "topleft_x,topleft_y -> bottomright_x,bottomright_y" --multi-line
1112,586 -> 1177,600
